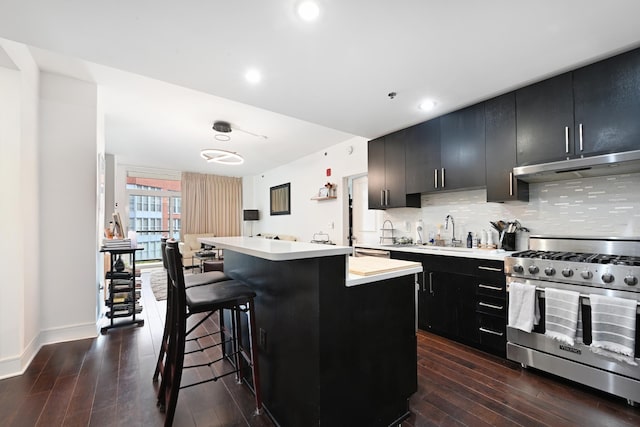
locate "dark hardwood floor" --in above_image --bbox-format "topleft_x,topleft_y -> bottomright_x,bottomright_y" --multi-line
1,270 -> 639,426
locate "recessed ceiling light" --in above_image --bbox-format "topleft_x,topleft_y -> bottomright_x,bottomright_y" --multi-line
297,1 -> 320,21
419,99 -> 437,111
245,68 -> 262,84
200,149 -> 244,165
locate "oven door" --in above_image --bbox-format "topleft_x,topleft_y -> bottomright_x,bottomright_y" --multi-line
506,277 -> 640,403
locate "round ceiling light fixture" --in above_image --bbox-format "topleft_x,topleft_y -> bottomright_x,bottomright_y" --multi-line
212,121 -> 232,133
200,149 -> 244,165
297,1 -> 320,21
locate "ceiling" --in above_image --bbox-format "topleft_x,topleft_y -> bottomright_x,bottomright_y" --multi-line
1,0 -> 640,176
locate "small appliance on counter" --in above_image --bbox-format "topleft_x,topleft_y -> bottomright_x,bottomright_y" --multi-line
311,231 -> 334,245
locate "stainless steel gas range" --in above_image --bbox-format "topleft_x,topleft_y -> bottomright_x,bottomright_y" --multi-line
504,235 -> 640,405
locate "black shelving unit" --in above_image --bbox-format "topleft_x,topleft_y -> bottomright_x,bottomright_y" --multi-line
100,246 -> 144,334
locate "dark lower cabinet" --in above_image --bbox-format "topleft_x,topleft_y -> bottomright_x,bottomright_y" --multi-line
392,250 -> 506,357
475,276 -> 507,357
424,270 -> 478,344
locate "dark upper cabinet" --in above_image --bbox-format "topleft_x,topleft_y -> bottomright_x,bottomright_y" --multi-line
439,103 -> 486,190
573,47 -> 640,156
485,93 -> 528,202
516,72 -> 575,166
516,47 -> 640,167
405,119 -> 440,194
368,131 -> 420,210
367,136 -> 386,209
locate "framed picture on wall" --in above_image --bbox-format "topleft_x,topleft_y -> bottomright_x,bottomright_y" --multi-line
270,183 -> 291,215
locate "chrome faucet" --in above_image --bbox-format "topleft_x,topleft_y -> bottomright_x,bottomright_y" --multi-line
445,215 -> 462,247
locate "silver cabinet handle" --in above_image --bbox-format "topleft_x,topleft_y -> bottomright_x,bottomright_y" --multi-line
434,169 -> 438,189
385,189 -> 389,206
441,168 -> 445,188
478,266 -> 502,272
380,190 -> 384,206
429,272 -> 434,295
565,126 -> 570,153
479,302 -> 504,310
509,172 -> 513,196
479,327 -> 504,337
579,123 -> 584,152
478,284 -> 504,291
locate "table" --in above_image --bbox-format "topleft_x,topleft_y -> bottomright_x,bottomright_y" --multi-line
192,249 -> 219,273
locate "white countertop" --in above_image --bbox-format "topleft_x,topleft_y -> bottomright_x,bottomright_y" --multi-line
199,236 -> 353,261
355,243 -> 515,261
200,236 -> 422,287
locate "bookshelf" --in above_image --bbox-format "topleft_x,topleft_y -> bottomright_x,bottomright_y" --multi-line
100,245 -> 144,334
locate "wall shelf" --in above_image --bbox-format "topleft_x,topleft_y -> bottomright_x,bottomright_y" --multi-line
311,196 -> 337,201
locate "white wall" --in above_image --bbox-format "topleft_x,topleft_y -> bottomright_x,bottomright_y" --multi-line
38,72 -> 98,342
0,40 -> 40,378
244,136 -> 368,244
0,66 -> 25,371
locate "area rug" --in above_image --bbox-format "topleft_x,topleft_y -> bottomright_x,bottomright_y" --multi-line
148,268 -> 168,301
148,267 -> 198,301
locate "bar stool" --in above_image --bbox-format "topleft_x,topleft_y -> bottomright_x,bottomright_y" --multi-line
153,237 -> 230,382
158,239 -> 262,426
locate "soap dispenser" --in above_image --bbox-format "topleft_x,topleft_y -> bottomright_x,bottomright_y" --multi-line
466,232 -> 473,248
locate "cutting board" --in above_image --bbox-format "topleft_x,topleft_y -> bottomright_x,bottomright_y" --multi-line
349,256 -> 421,276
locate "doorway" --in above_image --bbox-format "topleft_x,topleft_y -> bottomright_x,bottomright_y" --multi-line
346,174 -> 382,247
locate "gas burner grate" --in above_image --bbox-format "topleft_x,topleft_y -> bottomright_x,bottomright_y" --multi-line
512,250 -> 640,266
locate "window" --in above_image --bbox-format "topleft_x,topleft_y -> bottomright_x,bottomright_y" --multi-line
126,175 -> 181,261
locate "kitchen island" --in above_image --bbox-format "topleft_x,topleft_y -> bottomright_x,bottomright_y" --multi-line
200,237 -> 421,427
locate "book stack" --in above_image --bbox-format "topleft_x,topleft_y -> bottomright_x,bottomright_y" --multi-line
102,238 -> 132,249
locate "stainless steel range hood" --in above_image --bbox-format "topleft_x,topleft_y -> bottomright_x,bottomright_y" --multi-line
513,149 -> 640,183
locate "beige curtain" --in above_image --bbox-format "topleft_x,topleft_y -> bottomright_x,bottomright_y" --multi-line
181,172 -> 242,237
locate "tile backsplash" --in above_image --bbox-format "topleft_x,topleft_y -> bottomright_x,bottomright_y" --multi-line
381,172 -> 640,249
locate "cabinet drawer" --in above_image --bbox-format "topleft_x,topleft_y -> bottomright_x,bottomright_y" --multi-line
476,297 -> 506,317
478,314 -> 506,356
476,281 -> 506,299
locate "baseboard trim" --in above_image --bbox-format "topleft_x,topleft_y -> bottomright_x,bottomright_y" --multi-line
0,322 -> 99,380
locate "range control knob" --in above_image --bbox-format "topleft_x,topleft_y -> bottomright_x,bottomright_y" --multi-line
513,265 -> 524,274
544,267 -> 556,276
528,265 -> 539,274
601,273 -> 615,284
624,275 -> 638,286
562,268 -> 574,278
581,270 -> 593,280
